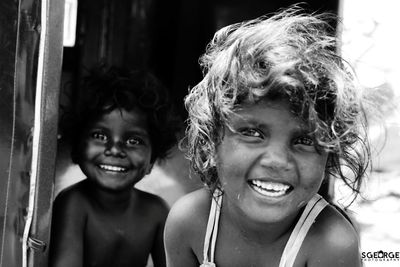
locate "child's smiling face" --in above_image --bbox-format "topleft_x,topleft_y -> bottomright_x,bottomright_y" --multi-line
216,99 -> 328,224
78,108 -> 153,192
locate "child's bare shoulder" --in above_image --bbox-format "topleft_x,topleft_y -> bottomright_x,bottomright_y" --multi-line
54,180 -> 91,208
168,188 -> 211,225
311,204 -> 359,246
52,180 -> 92,228
304,204 -> 361,266
134,189 -> 169,219
165,189 -> 211,248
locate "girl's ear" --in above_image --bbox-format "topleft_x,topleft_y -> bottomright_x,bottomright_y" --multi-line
146,162 -> 154,175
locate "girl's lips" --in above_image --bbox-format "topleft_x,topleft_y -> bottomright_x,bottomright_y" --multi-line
248,179 -> 293,198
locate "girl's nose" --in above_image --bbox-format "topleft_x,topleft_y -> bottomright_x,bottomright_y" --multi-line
105,141 -> 126,157
259,143 -> 292,171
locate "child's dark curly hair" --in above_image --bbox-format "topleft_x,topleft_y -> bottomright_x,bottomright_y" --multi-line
184,7 -> 372,197
61,65 -> 181,164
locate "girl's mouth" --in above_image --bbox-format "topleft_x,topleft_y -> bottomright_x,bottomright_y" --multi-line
98,164 -> 128,173
248,179 -> 292,197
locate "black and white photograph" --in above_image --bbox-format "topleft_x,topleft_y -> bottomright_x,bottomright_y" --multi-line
0,0 -> 399,266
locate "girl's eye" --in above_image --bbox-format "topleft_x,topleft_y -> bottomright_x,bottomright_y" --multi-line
126,137 -> 141,146
91,132 -> 107,142
294,136 -> 315,147
239,128 -> 262,138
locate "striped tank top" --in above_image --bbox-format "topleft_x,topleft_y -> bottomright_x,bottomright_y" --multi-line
200,192 -> 328,267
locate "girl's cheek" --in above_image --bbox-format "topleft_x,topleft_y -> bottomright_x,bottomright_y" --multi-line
130,149 -> 152,162
86,142 -> 104,154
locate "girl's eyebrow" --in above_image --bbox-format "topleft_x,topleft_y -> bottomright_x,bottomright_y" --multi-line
293,128 -> 313,137
88,125 -> 108,131
90,122 -> 150,136
229,113 -> 259,124
230,114 -> 311,133
294,123 -> 315,136
125,129 -> 150,137
228,117 -> 272,134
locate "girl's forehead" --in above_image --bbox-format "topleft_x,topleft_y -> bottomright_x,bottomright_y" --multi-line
236,96 -> 288,108
229,99 -> 311,131
99,107 -> 146,119
87,107 -> 148,128
233,99 -> 292,117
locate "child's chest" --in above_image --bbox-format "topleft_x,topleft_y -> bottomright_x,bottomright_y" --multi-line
213,236 -> 283,267
201,222 -> 309,267
83,209 -> 157,266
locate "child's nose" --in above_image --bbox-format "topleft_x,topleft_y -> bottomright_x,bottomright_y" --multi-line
105,141 -> 126,157
259,144 -> 292,171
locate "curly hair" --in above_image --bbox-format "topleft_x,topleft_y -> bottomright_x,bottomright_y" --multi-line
61,65 -> 181,164
184,7 -> 371,196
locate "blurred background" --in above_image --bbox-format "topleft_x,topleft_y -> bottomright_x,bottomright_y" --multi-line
339,1 -> 400,266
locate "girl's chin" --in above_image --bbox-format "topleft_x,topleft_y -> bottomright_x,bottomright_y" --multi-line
241,205 -> 297,224
229,191 -> 302,224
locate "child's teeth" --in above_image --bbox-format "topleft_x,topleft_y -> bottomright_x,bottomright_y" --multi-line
252,180 -> 289,191
250,180 -> 290,197
99,165 -> 127,172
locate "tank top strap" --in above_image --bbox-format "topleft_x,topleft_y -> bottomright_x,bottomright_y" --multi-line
200,189 -> 223,267
279,194 -> 328,267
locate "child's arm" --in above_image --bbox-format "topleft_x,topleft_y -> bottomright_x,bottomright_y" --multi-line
307,205 -> 362,267
49,190 -> 86,267
150,200 -> 169,267
164,190 -> 207,267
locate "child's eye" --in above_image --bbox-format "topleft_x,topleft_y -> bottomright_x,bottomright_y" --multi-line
91,132 -> 108,142
126,137 -> 142,146
294,136 -> 315,147
239,128 -> 262,138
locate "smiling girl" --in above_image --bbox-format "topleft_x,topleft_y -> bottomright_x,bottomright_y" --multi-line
49,66 -> 180,267
164,7 -> 371,267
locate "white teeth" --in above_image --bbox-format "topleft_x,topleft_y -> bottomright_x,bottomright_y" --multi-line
250,180 -> 290,197
99,165 -> 127,172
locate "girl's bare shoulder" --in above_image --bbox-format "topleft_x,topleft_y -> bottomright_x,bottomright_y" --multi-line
52,180 -> 91,228
164,188 -> 212,255
303,204 -> 361,267
167,188 -> 212,228
54,180 -> 91,206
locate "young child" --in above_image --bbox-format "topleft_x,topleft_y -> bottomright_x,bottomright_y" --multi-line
164,7 -> 371,267
49,66 -> 180,267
